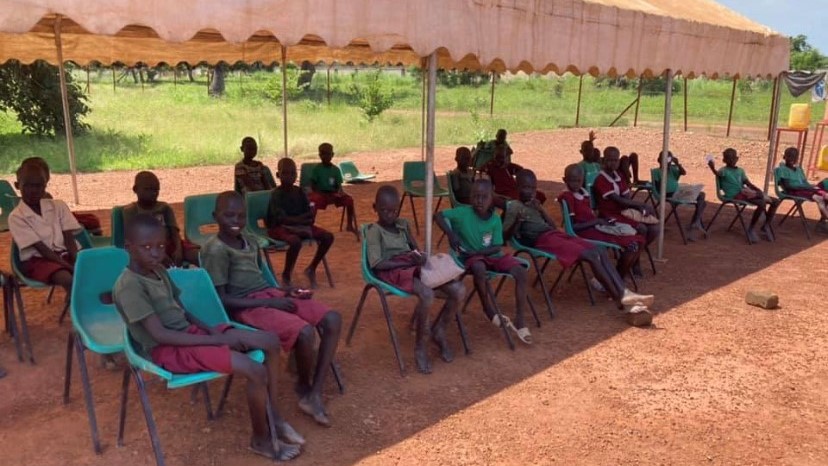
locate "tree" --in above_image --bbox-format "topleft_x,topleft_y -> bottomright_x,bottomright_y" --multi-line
350,70 -> 393,122
209,63 -> 227,97
790,34 -> 827,71
0,60 -> 90,137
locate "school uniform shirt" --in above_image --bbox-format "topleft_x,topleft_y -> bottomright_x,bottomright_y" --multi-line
9,198 -> 82,261
201,233 -> 270,299
593,170 -> 631,217
484,162 -> 521,195
775,164 -> 809,191
502,201 -> 553,246
365,220 -> 413,268
234,160 -> 271,193
448,169 -> 474,203
266,185 -> 312,228
577,161 -> 601,183
310,164 -> 343,193
441,205 -> 503,252
717,166 -> 747,199
663,165 -> 682,194
123,201 -> 180,236
113,267 -> 190,355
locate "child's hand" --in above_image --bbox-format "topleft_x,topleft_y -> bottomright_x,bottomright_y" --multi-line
707,160 -> 715,170
268,297 -> 297,312
448,235 -> 463,253
588,130 -> 597,142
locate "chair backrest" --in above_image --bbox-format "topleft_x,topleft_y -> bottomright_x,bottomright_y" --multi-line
111,205 -> 125,248
0,180 -> 17,218
359,223 -> 409,297
402,161 -> 445,192
446,171 -> 464,207
338,161 -> 359,181
167,268 -> 231,327
258,251 -> 279,287
558,199 -> 578,237
649,168 -> 663,198
183,193 -> 219,247
10,241 -> 48,288
71,247 -> 129,352
299,163 -> 320,192
245,190 -> 271,237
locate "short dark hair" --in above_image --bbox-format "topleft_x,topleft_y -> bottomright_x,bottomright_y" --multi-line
125,212 -> 163,241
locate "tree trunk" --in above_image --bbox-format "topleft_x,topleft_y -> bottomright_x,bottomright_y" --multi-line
298,61 -> 316,90
209,64 -> 226,97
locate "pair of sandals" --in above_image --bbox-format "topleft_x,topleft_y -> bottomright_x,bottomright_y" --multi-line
491,314 -> 532,345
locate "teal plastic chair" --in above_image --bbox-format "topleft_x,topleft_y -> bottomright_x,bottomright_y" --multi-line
62,247 -> 128,454
773,165 -> 813,240
706,173 -> 753,244
2,269 -> 33,364
650,167 -> 699,246
400,161 -> 450,235
10,240 -> 71,325
0,179 -> 18,232
111,206 -> 126,248
234,164 -> 276,194
245,190 -> 334,287
117,268 -> 265,466
183,193 -> 219,247
339,160 -> 376,183
346,224 -> 470,375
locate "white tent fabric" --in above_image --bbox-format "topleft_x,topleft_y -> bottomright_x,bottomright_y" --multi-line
1,0 -> 789,77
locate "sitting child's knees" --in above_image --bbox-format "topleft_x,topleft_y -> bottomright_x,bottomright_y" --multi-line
447,280 -> 466,299
320,311 -> 342,330
511,266 -> 527,280
469,261 -> 487,275
296,325 -> 315,344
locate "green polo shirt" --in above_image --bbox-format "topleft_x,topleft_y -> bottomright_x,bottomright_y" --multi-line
441,205 -> 503,252
775,164 -> 809,191
310,164 -> 343,193
717,166 -> 747,200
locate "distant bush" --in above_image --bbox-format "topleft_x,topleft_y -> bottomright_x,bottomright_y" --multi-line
350,70 -> 393,122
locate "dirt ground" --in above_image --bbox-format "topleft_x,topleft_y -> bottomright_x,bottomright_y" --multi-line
1,127 -> 827,466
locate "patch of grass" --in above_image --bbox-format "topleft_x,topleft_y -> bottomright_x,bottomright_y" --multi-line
1,70 -> 824,174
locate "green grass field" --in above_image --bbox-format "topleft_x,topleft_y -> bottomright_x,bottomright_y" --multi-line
1,69 -> 824,174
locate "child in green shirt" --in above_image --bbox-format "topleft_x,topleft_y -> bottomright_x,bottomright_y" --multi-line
777,147 -> 828,232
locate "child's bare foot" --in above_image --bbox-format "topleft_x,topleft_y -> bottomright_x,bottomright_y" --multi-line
250,437 -> 301,461
762,224 -> 775,242
747,229 -> 759,244
414,344 -> 433,374
303,268 -> 318,289
275,421 -> 305,446
298,394 -> 331,427
431,326 -> 454,363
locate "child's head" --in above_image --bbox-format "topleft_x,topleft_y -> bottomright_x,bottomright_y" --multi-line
515,169 -> 538,203
602,146 -> 621,172
783,147 -> 799,166
495,129 -> 507,144
455,147 -> 472,169
15,162 -> 48,207
276,157 -> 297,186
723,148 -> 738,167
21,157 -> 51,182
318,143 -> 334,165
657,151 -> 674,166
125,213 -> 167,272
133,171 -> 161,206
580,140 -> 593,161
213,191 -> 246,238
373,185 -> 400,226
591,148 -> 601,163
563,164 -> 585,192
240,137 -> 258,161
470,179 -> 494,216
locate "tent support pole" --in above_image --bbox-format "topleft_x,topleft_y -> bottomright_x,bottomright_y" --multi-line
634,76 -> 643,127
424,53 -> 437,256
767,77 -> 779,141
575,74 -> 584,127
421,58 -> 427,162
763,72 -> 785,193
726,76 -> 737,137
112,66 -> 116,93
683,76 -> 688,132
656,70 -> 674,261
86,66 -> 90,94
326,65 -> 332,106
489,71 -> 496,116
281,45 -> 289,157
609,97 -> 638,127
53,16 -> 80,205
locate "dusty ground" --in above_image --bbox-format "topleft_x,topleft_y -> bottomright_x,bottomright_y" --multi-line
1,127 -> 827,466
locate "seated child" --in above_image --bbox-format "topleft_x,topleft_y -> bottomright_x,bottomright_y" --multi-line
435,179 -> 532,344
114,214 -> 303,460
490,128 -> 514,164
577,138 -> 601,187
506,169 -> 653,316
448,147 -> 475,205
308,143 -> 358,238
266,158 -> 334,288
235,136 -> 276,194
777,147 -> 828,233
558,164 -> 645,281
202,191 -> 342,427
9,162 -> 80,297
366,186 -> 466,374
708,148 -> 780,243
123,171 -> 200,267
21,157 -> 103,236
483,145 -> 547,208
655,151 -> 707,239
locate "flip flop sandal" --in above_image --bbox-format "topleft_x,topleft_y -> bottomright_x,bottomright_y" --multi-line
491,314 -> 511,328
510,325 -> 533,345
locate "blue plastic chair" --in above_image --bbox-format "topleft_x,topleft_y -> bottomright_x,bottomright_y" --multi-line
400,161 -> 450,235
117,268 -> 265,466
183,193 -> 220,247
339,160 -> 376,183
773,165 -> 813,240
62,247 -> 129,454
706,172 -> 755,244
10,240 -> 72,325
245,190 -> 335,288
0,179 -> 18,232
346,224 -> 470,375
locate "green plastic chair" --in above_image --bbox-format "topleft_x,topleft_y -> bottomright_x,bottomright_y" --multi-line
0,179 -> 18,232
650,167 -> 700,246
400,161 -> 450,235
117,268 -> 265,466
62,247 -> 128,454
10,240 -> 72,325
773,165 -> 813,240
245,190 -> 334,288
234,164 -> 276,194
706,172 -> 754,244
111,206 -> 126,248
346,224 -> 470,375
338,160 -> 376,183
2,268 -> 32,364
183,193 -> 219,247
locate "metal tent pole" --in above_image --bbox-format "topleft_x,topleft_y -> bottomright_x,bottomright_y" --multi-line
656,70 -> 674,261
53,16 -> 80,205
763,72 -> 785,193
424,52 -> 437,256
575,74 -> 584,127
489,71 -> 496,116
683,76 -> 688,132
421,58 -> 427,162
726,76 -> 737,137
281,45 -> 289,157
633,76 -> 643,127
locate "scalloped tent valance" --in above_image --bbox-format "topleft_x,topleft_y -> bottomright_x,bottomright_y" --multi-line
0,0 -> 789,78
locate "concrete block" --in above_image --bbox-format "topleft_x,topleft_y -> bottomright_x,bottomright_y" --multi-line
746,290 -> 779,310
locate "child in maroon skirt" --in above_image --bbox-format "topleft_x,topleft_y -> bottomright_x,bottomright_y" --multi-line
113,213 -> 303,460
558,164 -> 645,281
367,186 -> 465,374
776,147 -> 828,233
202,191 -> 341,427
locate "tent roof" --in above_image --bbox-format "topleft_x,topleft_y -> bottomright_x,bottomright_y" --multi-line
0,0 -> 789,77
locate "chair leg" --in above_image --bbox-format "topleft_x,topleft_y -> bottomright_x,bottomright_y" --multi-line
455,313 -> 472,355
200,383 -> 214,421
321,256 -> 335,288
131,367 -> 166,466
74,337 -> 103,454
63,333 -> 74,404
532,257 -> 551,289
117,367 -> 130,447
707,203 -> 726,231
460,286 -> 476,314
58,300 -> 70,325
672,205 -> 688,245
4,283 -> 23,362
376,289 -> 406,376
339,207 -> 345,232
579,264 -> 596,306
346,285 -> 371,345
778,202 -> 796,226
330,361 -> 345,395
522,252 -> 555,319
485,282 -> 514,351
734,205 -> 752,244
644,246 -> 657,275
216,375 -> 234,417
46,285 -> 55,304
795,203 -> 812,240
13,282 -> 35,363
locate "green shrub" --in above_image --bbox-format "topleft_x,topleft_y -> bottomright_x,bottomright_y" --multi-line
349,70 -> 393,122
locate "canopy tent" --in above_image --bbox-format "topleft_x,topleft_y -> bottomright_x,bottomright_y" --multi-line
0,0 -> 790,260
